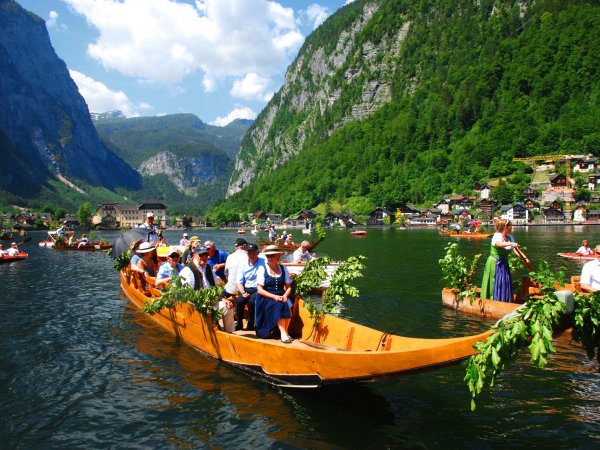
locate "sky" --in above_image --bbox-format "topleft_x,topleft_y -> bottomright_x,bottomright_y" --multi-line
17,0 -> 354,126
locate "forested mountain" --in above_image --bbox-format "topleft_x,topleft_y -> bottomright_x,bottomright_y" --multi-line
0,0 -> 140,209
220,0 -> 600,217
95,115 -> 252,213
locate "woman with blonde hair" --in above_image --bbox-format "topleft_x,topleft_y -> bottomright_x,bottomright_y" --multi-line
480,219 -> 521,302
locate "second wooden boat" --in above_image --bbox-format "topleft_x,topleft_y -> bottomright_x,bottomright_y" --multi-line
0,252 -> 28,264
557,252 -> 597,261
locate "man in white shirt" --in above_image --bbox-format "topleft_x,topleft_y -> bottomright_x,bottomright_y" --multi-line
179,246 -> 234,332
580,245 -> 600,292
292,240 -> 315,263
140,212 -> 158,244
222,238 -> 248,299
6,242 -> 19,256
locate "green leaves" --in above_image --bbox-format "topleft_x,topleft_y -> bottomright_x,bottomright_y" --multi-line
439,242 -> 481,300
141,275 -> 221,322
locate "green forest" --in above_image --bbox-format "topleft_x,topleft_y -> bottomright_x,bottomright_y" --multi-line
214,0 -> 600,217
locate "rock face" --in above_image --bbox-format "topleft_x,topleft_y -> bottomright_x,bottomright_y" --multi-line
0,0 -> 140,195
227,1 -> 405,196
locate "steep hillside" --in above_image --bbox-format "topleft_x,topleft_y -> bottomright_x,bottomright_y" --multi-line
223,0 -> 600,215
95,114 -> 251,213
0,0 -> 141,201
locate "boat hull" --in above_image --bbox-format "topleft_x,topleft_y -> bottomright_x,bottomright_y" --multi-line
441,288 -> 521,319
53,243 -> 111,251
0,253 -> 28,264
439,232 -> 492,239
121,270 -> 491,387
558,252 -> 596,261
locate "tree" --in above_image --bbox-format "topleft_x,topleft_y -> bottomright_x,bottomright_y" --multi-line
77,202 -> 93,229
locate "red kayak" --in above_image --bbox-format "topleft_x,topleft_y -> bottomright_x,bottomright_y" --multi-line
0,252 -> 28,264
557,252 -> 597,261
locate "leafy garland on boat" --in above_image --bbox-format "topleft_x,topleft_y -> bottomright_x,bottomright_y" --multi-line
439,242 -> 481,303
294,255 -> 367,326
140,275 -> 222,321
465,261 -> 600,411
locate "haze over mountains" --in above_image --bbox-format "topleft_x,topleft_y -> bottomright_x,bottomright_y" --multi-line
1,0 -> 599,217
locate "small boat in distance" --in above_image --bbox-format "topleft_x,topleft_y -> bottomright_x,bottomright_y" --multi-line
237,229 -> 246,235
558,252 -> 597,261
351,230 -> 367,236
439,230 -> 492,239
0,251 -> 28,264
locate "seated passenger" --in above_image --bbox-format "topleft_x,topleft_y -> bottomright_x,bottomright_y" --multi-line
6,242 -> 20,256
135,242 -> 158,277
292,240 -> 315,263
77,234 -> 89,248
255,245 -> 293,343
576,240 -> 594,256
155,246 -> 184,289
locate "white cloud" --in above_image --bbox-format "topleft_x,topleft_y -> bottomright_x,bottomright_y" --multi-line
69,70 -> 150,117
231,73 -> 273,101
46,10 -> 67,30
306,4 -> 330,30
63,0 -> 306,95
210,106 -> 256,126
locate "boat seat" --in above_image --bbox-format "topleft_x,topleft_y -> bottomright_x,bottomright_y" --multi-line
571,276 -> 581,291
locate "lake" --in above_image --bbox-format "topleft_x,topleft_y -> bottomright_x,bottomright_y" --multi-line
1,227 -> 599,449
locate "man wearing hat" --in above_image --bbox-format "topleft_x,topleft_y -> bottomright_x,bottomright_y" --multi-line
141,212 -> 158,244
234,243 -> 265,331
204,240 -> 229,279
181,235 -> 201,265
179,233 -> 190,247
580,244 -> 600,293
6,242 -> 19,256
180,246 -> 234,332
155,246 -> 184,289
221,238 -> 248,305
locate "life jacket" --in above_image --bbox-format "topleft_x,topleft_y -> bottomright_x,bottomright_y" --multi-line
187,261 -> 215,289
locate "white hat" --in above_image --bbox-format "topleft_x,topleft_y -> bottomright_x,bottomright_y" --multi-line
137,242 -> 155,253
183,233 -> 188,237
146,212 -> 154,218
167,246 -> 181,257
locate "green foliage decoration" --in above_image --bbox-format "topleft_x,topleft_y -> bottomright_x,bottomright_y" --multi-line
112,250 -> 131,272
572,291 -> 600,364
464,261 -> 576,412
439,242 -> 481,302
294,255 -> 367,327
141,275 -> 222,322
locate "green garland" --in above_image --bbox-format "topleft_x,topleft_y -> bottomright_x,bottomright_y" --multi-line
140,275 -> 222,322
113,249 -> 131,271
439,242 -> 481,303
294,255 -> 366,326
464,261 -> 600,411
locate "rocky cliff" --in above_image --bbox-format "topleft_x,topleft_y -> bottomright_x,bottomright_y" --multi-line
0,0 -> 140,196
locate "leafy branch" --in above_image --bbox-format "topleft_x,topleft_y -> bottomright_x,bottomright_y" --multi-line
141,275 -> 222,322
294,255 -> 367,326
439,242 -> 481,302
572,291 -> 600,363
113,250 -> 131,271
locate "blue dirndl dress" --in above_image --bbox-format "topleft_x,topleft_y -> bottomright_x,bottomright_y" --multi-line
255,265 -> 291,339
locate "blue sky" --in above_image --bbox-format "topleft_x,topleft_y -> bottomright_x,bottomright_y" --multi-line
17,0 -> 353,125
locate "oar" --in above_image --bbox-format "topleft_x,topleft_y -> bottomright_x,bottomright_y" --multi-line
514,246 -> 532,270
14,236 -> 31,246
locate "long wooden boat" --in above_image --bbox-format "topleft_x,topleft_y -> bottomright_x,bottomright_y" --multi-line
120,268 -> 492,387
0,232 -> 13,241
439,231 -> 493,239
557,252 -> 597,261
258,236 -> 323,253
53,242 -> 112,251
0,252 -> 28,264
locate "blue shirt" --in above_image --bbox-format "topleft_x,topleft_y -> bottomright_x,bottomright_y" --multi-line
208,249 -> 229,279
235,256 -> 266,288
157,261 -> 184,279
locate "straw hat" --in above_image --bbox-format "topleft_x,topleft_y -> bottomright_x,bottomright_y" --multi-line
262,244 -> 284,255
167,246 -> 181,257
137,242 -> 155,253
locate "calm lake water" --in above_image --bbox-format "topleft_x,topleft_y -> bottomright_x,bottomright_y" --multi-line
1,227 -> 599,449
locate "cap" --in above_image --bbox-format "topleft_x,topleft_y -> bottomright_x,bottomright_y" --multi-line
194,246 -> 209,255
167,246 -> 181,257
234,238 -> 248,247
183,233 -> 188,237
247,243 -> 259,252
146,212 -> 154,218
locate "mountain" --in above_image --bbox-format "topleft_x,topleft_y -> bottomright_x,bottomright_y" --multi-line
222,0 -> 600,216
0,0 -> 141,202
95,114 -> 251,213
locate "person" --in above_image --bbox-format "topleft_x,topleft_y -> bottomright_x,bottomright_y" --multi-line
283,234 -> 295,247
235,243 -> 265,331
268,225 -> 277,242
180,246 -> 234,332
77,234 -> 89,248
204,240 -> 229,280
580,245 -> 600,292
221,238 -> 248,299
292,240 -> 315,263
576,240 -> 594,256
6,242 -> 19,256
0,244 -> 5,255
140,212 -> 158,244
155,246 -> 184,289
480,219 -> 520,302
135,241 -> 158,277
156,233 -> 168,247
57,223 -> 67,237
255,245 -> 294,343
180,233 -> 190,247
181,235 -> 200,265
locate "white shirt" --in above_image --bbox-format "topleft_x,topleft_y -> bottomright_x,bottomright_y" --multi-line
6,247 -> 19,256
292,247 -> 313,263
491,232 -> 515,249
581,259 -> 600,291
576,246 -> 593,255
224,249 -> 248,294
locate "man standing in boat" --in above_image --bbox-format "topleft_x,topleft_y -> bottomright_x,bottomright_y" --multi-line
141,212 -> 158,244
580,244 -> 600,293
180,246 -> 234,332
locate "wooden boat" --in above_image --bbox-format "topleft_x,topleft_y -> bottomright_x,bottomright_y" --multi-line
0,232 -> 13,241
258,236 -> 323,253
439,231 -> 492,239
557,252 -> 597,261
120,268 -> 492,387
351,230 -> 367,236
0,252 -> 28,264
53,241 -> 112,251
442,277 -> 580,319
